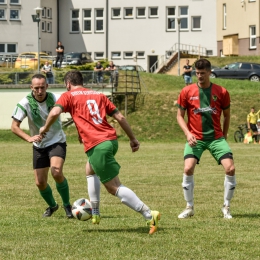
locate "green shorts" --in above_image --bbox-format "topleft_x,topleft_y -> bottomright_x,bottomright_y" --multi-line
86,140 -> 121,183
184,137 -> 233,165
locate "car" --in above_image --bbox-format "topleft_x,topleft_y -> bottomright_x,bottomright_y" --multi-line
15,52 -> 52,69
118,65 -> 146,72
210,62 -> 260,82
0,55 -> 17,67
60,52 -> 93,67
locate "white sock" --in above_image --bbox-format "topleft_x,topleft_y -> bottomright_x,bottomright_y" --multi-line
224,175 -> 236,207
87,175 -> 100,215
115,185 -> 151,220
182,174 -> 194,207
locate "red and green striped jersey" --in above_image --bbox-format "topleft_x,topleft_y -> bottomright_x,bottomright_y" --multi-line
177,83 -> 230,140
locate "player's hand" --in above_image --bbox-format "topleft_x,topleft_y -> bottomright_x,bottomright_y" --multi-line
39,126 -> 48,138
130,139 -> 140,152
186,132 -> 197,147
27,135 -> 43,143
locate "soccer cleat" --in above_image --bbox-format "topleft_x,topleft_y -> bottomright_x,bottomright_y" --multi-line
42,204 -> 59,217
178,206 -> 194,219
63,205 -> 74,218
92,214 -> 101,224
147,210 -> 161,235
222,205 -> 232,219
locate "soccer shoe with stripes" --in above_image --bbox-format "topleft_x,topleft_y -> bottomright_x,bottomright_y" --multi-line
222,205 -> 232,219
147,210 -> 161,235
92,214 -> 101,224
178,206 -> 194,219
42,204 -> 59,217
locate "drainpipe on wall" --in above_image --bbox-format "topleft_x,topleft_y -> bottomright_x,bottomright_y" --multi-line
106,0 -> 108,60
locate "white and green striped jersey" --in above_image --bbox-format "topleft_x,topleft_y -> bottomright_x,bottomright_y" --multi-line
12,92 -> 66,148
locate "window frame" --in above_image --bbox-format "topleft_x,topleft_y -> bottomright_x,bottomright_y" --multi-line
136,51 -> 145,59
42,21 -> 46,32
124,7 -> 133,19
223,4 -> 227,30
46,8 -> 52,19
0,43 -> 17,54
0,0 -> 6,5
111,8 -> 121,19
70,9 -> 80,33
179,6 -> 188,31
83,9 -> 92,33
42,7 -> 46,18
0,8 -> 6,20
95,8 -> 104,33
9,9 -> 20,20
124,51 -> 134,59
149,7 -> 158,18
249,25 -> 256,49
10,0 -> 20,5
47,22 -> 52,33
136,7 -> 146,19
111,51 -> 121,60
191,16 -> 201,31
166,6 -> 176,31
94,52 -> 104,60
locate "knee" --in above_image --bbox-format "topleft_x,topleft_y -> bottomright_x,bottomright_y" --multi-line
225,165 -> 235,176
35,180 -> 46,190
184,166 -> 194,176
51,166 -> 64,180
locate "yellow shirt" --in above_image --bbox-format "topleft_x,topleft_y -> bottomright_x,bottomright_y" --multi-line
247,111 -> 260,124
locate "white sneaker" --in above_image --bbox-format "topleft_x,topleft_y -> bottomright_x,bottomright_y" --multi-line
178,206 -> 194,219
222,205 -> 232,219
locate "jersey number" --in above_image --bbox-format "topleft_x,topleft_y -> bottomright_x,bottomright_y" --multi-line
87,100 -> 103,124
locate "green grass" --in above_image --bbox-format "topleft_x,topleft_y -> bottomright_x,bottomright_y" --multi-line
1,140 -> 260,259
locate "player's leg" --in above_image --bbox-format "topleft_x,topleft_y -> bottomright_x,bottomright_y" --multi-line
210,138 -> 236,219
49,143 -> 73,218
86,161 -> 101,224
33,146 -> 58,217
178,141 -> 204,219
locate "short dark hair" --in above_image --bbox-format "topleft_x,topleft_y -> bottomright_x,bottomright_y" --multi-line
195,59 -> 211,71
64,70 -> 83,86
32,73 -> 46,81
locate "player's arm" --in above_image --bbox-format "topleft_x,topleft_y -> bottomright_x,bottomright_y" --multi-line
11,118 -> 43,143
112,111 -> 140,152
177,108 -> 197,146
222,107 -> 230,139
39,106 -> 63,135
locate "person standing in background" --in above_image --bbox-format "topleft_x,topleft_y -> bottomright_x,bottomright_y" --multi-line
41,61 -> 53,84
55,41 -> 64,68
183,59 -> 193,86
247,107 -> 260,144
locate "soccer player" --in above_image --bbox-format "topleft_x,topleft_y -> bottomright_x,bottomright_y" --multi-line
11,74 -> 73,218
247,107 -> 260,144
176,58 -> 236,219
39,70 -> 160,234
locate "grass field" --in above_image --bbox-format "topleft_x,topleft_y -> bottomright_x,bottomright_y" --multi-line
1,137 -> 260,259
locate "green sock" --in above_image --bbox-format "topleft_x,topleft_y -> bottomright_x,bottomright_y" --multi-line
39,184 -> 56,208
56,178 -> 70,207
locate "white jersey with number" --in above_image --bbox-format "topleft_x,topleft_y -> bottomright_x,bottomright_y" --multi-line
12,92 -> 66,148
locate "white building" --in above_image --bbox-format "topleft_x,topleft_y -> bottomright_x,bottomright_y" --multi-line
0,0 -> 217,71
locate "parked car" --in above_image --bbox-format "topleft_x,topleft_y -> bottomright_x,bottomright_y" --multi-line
60,52 -> 93,67
15,52 -> 52,69
118,65 -> 146,72
210,62 -> 260,82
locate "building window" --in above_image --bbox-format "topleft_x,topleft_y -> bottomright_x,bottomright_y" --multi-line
0,43 -> 17,53
149,7 -> 158,18
166,7 -> 176,31
42,7 -> 46,18
42,21 -> 46,32
10,9 -> 20,20
47,22 -> 52,33
10,0 -> 20,4
124,7 -> 133,18
71,9 -> 79,32
95,52 -> 104,59
95,9 -> 103,32
83,9 -> 91,32
136,7 -> 145,18
206,50 -> 213,56
0,9 -> 6,19
0,0 -> 6,4
136,51 -> 145,58
124,52 -> 133,59
112,8 -> 121,19
47,8 -> 52,19
111,52 -> 121,59
250,25 -> 256,49
223,4 -> 226,29
179,6 -> 188,30
192,16 -> 201,30
249,0 -> 256,2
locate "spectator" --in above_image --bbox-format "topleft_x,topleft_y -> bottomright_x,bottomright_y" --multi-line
94,61 -> 103,84
55,41 -> 64,68
105,61 -> 118,87
247,107 -> 260,144
183,59 -> 193,86
41,61 -> 53,84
